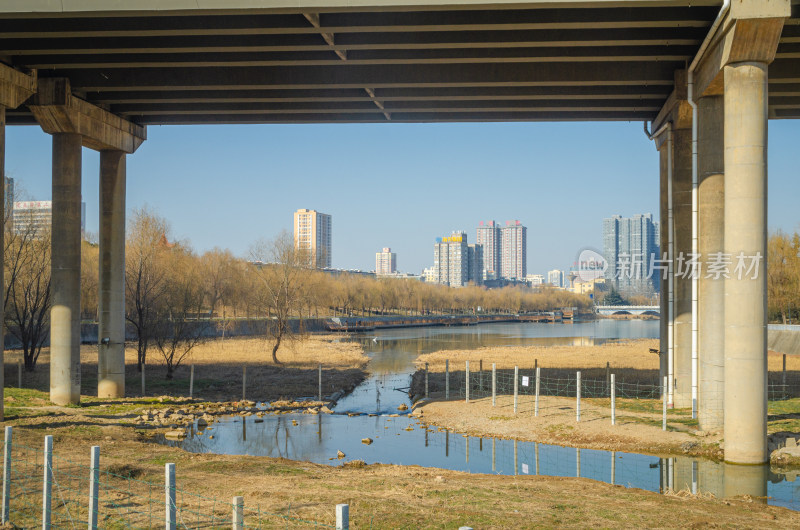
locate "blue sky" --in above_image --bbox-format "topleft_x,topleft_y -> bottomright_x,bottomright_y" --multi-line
5,120 -> 799,275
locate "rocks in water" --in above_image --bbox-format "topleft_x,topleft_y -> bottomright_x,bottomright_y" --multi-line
361,438 -> 373,445
397,403 -> 408,411
337,450 -> 346,459
164,430 -> 186,440
291,419 -> 299,426
320,406 -> 333,414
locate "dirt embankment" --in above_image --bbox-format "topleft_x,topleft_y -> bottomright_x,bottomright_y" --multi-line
4,335 -> 369,403
409,339 -> 800,461
4,414 -> 800,529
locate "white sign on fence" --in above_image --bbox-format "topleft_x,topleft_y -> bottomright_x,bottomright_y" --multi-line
522,463 -> 529,474
521,376 -> 530,387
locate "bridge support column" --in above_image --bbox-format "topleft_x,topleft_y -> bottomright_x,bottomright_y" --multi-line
0,65 -> 36,418
29,77 -> 145,404
50,132 -> 83,405
671,123 -> 693,409
723,61 -> 768,464
697,95 -> 724,432
658,145 -> 669,394
98,151 -> 126,398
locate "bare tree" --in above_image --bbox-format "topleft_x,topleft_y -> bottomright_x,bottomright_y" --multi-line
250,231 -> 310,364
154,245 -> 210,379
125,207 -> 170,371
4,203 -> 51,371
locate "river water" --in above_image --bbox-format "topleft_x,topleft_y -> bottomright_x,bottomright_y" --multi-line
162,321 -> 800,511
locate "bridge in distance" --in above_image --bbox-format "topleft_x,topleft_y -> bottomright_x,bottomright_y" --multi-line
0,0 -> 798,465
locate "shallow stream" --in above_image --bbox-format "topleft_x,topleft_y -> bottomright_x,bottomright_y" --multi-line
161,321 -> 800,511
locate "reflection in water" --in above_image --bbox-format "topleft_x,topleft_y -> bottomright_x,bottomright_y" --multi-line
164,322 -> 799,511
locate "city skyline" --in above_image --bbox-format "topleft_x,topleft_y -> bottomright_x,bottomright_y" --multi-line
5,121 -> 799,275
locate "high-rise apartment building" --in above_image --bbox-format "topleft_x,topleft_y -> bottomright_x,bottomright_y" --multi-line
293,208 -> 332,268
375,247 -> 397,275
476,219 -> 527,281
13,200 -> 86,238
432,232 -> 483,287
547,269 -> 565,288
4,177 -> 14,214
500,220 -> 526,280
603,213 -> 660,293
476,220 -> 501,280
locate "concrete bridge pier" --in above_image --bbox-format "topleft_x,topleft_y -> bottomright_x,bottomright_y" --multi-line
697,95 -> 725,432
50,132 -> 83,405
723,61 -> 769,464
30,78 -> 146,404
98,151 -> 127,398
0,65 -> 37,416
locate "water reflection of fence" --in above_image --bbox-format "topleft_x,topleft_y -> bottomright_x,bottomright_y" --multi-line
1,428 -> 345,529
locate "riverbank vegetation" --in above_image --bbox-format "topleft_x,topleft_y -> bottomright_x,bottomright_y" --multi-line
4,336 -> 368,402
2,413 -> 799,528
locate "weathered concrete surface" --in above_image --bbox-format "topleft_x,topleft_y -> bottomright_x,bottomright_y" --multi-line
697,95 -> 724,432
723,61 -> 768,465
98,150 -> 126,398
50,132 -> 83,406
768,328 -> 800,356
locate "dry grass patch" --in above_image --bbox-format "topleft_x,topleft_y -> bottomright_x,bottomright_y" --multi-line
4,335 -> 368,402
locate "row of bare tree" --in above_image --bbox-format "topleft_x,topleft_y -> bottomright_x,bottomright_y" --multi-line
768,230 -> 800,324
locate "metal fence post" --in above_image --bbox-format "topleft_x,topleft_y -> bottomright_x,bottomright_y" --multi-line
232,496 -> 244,530
318,364 -> 322,402
89,446 -> 100,530
576,371 -> 581,422
445,360 -> 450,399
242,366 -> 246,401
42,435 -> 53,530
2,426 -> 11,524
491,363 -> 496,407
513,366 -> 518,414
425,363 -> 429,398
465,361 -> 470,403
189,365 -> 194,399
336,503 -> 349,530
17,361 -> 22,389
534,367 -> 540,417
165,463 -> 176,530
662,376 -> 668,431
611,374 -> 616,426
605,361 -> 610,397
478,360 -> 483,396
141,362 -> 146,397
783,353 -> 787,391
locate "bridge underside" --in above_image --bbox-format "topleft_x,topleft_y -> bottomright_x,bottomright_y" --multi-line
0,1 -> 798,124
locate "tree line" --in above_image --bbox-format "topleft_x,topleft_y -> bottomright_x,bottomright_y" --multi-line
5,206 -> 593,375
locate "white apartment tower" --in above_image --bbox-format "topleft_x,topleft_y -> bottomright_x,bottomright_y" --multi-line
293,208 -> 332,268
500,220 -> 527,280
375,247 -> 397,275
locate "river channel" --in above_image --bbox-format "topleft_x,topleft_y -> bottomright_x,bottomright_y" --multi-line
161,321 -> 800,511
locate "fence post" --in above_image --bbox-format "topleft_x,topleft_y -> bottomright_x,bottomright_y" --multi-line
445,360 -> 450,399
611,374 -> 616,426
42,435 -> 53,530
535,367 -> 540,417
465,361 -> 470,403
141,362 -> 146,397
479,360 -> 483,396
425,363 -> 429,398
189,365 -> 194,399
242,366 -> 247,401
165,463 -> 176,530
662,376 -> 668,431
513,366 -> 518,414
2,426 -> 11,524
89,445 -> 100,530
318,364 -> 322,402
606,362 -> 610,397
17,360 -> 22,389
491,363 -> 496,407
576,371 -> 581,422
783,353 -> 787,390
232,496 -> 244,530
336,503 -> 349,530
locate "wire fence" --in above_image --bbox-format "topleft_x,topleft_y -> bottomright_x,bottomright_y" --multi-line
1,428 -> 345,529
